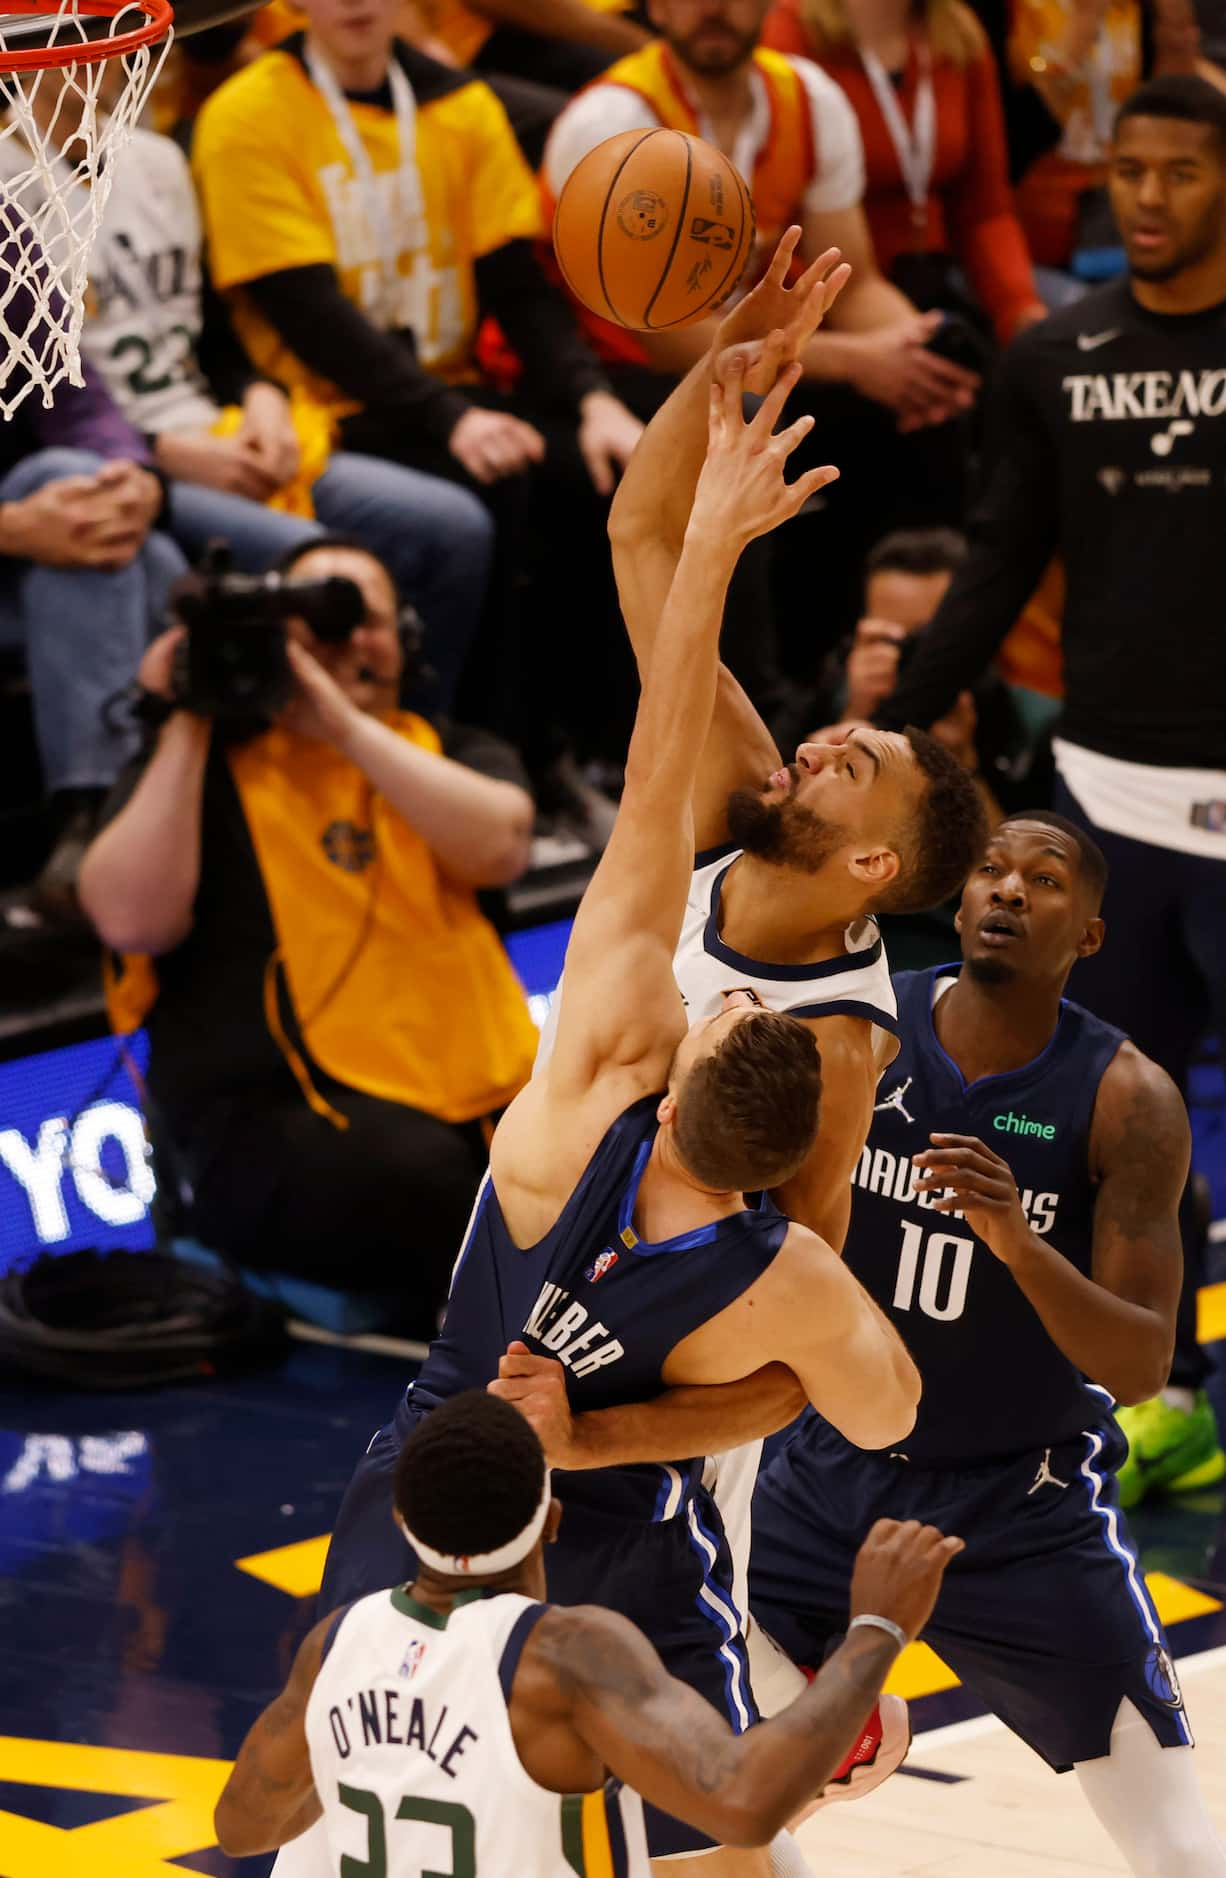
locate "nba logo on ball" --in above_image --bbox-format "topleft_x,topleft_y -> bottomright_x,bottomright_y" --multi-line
618,189 -> 669,241
586,1249 -> 619,1284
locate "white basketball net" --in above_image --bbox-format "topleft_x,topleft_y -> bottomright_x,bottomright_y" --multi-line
0,2 -> 172,417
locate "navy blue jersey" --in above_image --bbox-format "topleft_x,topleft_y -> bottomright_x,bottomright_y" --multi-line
839,965 -> 1126,1464
401,1096 -> 789,1519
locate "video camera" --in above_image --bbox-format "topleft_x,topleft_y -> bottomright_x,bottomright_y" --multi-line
171,546 -> 368,720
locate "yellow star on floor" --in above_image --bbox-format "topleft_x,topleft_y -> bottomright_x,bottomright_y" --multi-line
0,1736 -> 231,1878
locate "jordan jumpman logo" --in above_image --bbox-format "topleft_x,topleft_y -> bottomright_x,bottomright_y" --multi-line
1027,1448 -> 1069,1495
874,1077 -> 915,1123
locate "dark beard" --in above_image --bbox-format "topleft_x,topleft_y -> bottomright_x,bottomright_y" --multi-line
670,24 -> 759,76
725,787 -> 845,873
964,953 -> 1018,986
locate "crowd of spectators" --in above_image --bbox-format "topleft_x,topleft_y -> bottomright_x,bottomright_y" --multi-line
0,0 -> 1223,1391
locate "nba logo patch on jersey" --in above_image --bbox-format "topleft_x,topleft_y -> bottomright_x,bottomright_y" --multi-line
585,1248 -> 619,1284
399,1639 -> 428,1679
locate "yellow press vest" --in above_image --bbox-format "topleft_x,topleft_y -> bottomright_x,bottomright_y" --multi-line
550,42 -> 817,363
106,716 -> 538,1127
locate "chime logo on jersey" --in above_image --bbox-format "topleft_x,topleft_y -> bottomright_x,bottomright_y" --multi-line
585,1248 -> 619,1284
399,1639 -> 428,1679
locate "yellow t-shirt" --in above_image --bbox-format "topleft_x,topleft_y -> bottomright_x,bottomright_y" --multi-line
193,37 -> 544,417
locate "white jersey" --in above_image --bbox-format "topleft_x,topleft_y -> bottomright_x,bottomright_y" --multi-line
306,1586 -> 649,1878
537,846 -> 899,1628
537,844 -> 899,1069
0,123 -> 226,434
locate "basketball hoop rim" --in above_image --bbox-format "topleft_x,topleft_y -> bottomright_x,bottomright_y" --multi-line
0,0 -> 172,70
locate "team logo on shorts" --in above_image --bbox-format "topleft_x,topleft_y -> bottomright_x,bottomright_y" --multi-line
399,1640 -> 428,1679
1144,1644 -> 1183,1709
585,1248 -> 619,1285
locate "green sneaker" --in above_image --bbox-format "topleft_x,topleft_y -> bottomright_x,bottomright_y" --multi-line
1116,1392 -> 1226,1510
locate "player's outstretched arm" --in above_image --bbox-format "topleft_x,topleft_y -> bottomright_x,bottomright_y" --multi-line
544,366 -> 831,1100
490,1341 -> 807,1469
215,1616 -> 331,1855
608,232 -> 848,849
521,1519 -> 961,1843
913,1045 -> 1187,1405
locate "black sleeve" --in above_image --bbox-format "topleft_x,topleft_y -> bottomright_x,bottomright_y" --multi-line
441,718 -> 533,794
196,253 -> 261,408
473,238 -> 612,416
878,339 -> 1060,734
244,263 -> 472,447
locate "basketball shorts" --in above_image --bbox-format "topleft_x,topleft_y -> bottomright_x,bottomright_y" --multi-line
319,1406 -> 758,1859
749,1413 -> 1192,1772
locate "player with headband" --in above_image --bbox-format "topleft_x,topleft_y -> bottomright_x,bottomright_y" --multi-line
216,1391 -> 963,1873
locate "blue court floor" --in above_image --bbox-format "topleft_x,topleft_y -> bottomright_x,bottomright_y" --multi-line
2,1299 -> 1225,1878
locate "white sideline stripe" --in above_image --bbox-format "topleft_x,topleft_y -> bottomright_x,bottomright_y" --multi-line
287,1320 -> 431,1361
909,1643 -> 1226,1756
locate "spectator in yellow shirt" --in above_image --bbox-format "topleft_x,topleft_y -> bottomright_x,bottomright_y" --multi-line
193,0 -> 642,775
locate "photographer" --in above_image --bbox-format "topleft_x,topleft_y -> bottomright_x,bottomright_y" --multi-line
79,539 -> 538,1333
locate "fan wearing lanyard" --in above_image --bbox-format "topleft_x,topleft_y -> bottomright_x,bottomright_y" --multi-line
859,39 -> 936,243
305,38 -> 459,363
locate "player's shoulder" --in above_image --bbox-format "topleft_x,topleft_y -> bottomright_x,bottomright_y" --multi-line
1094,1037 -> 1187,1134
1089,1038 -> 1190,1181
523,1601 -> 648,1699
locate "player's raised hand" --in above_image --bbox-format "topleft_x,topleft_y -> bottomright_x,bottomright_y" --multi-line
714,229 -> 852,396
851,1518 -> 965,1643
912,1133 -> 1032,1264
488,1342 -> 580,1467
689,356 -> 838,549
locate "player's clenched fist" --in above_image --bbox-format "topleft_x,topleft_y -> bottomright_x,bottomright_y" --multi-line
488,1341 -> 580,1467
850,1518 -> 965,1644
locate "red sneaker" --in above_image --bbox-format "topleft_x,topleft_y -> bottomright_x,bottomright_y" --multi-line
809,1693 -> 911,1809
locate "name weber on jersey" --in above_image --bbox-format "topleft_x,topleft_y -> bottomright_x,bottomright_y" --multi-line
522,1282 -> 626,1377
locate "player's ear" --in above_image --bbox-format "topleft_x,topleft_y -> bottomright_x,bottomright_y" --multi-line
545,1498 -> 563,1545
848,844 -> 900,891
1077,916 -> 1105,961
656,1090 -> 678,1127
953,902 -> 964,935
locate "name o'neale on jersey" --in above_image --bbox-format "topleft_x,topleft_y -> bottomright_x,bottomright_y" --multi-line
522,1282 -> 626,1377
854,1144 -> 1058,1234
327,1686 -> 478,1778
1063,367 -> 1226,423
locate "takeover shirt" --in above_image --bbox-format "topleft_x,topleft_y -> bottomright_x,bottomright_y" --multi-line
882,278 -> 1226,770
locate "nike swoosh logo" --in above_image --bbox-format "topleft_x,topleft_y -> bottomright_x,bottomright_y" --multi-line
1077,329 -> 1122,352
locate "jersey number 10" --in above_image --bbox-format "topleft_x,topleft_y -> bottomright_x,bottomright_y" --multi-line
892,1222 -> 975,1324
338,1785 -> 475,1878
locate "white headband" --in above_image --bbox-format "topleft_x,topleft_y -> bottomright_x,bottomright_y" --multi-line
404,1470 -> 552,1577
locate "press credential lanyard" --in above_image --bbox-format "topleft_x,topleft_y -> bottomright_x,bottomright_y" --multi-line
860,40 -> 935,236
305,37 -> 424,332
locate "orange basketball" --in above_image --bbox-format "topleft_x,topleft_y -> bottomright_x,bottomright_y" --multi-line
553,128 -> 755,332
